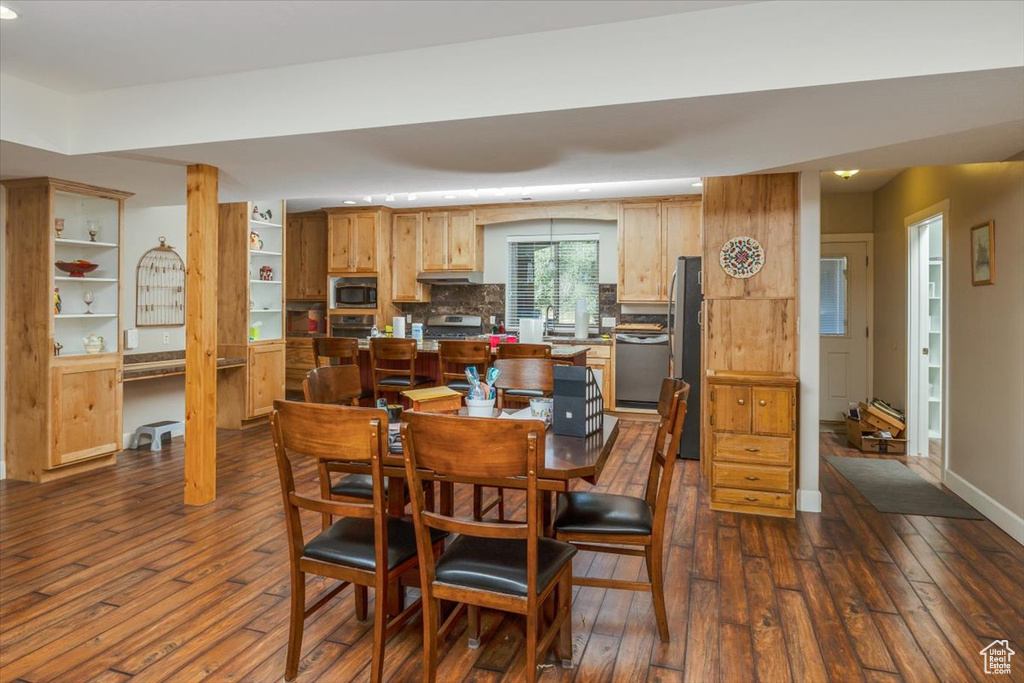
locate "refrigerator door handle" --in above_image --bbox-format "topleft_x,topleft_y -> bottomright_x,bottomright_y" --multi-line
667,266 -> 678,377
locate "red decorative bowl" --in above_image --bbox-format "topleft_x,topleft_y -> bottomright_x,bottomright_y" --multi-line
55,260 -> 99,277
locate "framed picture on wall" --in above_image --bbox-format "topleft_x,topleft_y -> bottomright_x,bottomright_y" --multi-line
970,220 -> 995,286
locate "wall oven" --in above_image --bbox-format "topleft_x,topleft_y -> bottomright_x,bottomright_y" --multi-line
330,314 -> 375,339
332,277 -> 377,308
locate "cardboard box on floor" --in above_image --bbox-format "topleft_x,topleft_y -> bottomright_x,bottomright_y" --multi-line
845,417 -> 908,454
857,401 -> 906,438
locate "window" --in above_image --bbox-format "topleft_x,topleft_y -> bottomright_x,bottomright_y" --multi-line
506,235 -> 599,330
820,256 -> 848,336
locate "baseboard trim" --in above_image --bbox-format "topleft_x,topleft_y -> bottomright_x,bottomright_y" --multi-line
797,489 -> 822,513
943,469 -> 1024,544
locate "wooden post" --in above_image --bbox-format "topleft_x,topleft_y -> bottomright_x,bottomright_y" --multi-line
185,164 -> 219,505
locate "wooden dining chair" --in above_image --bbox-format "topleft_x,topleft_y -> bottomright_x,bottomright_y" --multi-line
302,365 -> 362,406
312,336 -> 373,402
369,337 -> 434,402
437,340 -> 491,394
496,342 -> 552,360
312,336 -> 361,367
400,411 -> 576,683
553,378 -> 689,642
269,400 -> 447,683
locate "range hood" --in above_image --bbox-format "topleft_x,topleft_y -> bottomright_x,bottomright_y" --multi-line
416,271 -> 484,285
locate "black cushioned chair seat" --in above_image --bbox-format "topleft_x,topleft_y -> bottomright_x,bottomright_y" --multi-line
304,517 -> 447,572
553,491 -> 653,536
329,474 -> 387,500
445,380 -> 472,393
378,375 -> 434,387
504,389 -> 545,399
433,535 -> 576,596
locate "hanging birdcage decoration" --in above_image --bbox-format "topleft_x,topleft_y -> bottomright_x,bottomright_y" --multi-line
136,236 -> 185,327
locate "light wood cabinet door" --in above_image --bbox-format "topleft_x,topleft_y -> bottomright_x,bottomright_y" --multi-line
712,385 -> 751,433
752,387 -> 793,436
446,210 -> 478,270
587,356 -> 615,408
51,360 -> 121,468
248,343 -> 286,418
352,213 -> 379,273
301,214 -> 328,298
662,201 -> 701,296
285,215 -> 303,299
421,212 -> 448,271
328,214 -> 354,272
618,203 -> 663,302
392,213 -> 426,301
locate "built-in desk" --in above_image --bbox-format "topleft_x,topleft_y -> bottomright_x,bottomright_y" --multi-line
122,351 -> 247,382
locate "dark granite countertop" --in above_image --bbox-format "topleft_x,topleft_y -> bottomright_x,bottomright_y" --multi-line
123,351 -> 246,381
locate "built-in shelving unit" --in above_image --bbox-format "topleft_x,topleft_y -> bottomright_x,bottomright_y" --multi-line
2,176 -> 133,481
927,252 -> 942,438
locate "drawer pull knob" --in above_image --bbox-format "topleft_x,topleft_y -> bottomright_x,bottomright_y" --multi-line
737,398 -> 746,405
745,476 -> 759,481
744,496 -> 758,502
759,399 -> 767,406
745,447 -> 760,452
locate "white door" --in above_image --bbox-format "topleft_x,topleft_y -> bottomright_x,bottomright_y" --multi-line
819,241 -> 870,422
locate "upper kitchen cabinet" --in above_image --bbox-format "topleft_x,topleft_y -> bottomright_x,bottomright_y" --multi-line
286,211 -> 328,300
702,174 -> 796,299
392,212 -> 430,302
421,210 -> 483,272
328,210 -> 381,273
618,198 -> 701,303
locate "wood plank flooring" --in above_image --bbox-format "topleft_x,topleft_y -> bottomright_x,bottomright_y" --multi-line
1,423 -> 1021,682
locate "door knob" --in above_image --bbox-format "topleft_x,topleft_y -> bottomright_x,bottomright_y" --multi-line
759,399 -> 767,406
737,398 -> 745,405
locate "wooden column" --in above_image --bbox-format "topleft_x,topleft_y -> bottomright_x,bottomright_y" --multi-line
185,164 -> 219,505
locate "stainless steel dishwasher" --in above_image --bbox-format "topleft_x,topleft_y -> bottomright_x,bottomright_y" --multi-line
614,331 -> 670,409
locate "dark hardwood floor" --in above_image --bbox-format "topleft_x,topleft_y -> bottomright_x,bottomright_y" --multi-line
1,422 -> 1021,682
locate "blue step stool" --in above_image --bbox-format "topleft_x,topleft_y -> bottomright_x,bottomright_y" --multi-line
129,420 -> 184,451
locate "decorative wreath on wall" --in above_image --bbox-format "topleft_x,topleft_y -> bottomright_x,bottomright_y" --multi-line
719,236 -> 765,279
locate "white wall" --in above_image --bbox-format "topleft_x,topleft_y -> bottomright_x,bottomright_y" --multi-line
121,205 -> 187,445
1,187 -> 6,479
798,173 -> 822,513
482,219 -> 617,284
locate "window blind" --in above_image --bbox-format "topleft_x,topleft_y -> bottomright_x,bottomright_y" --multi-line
506,235 -> 599,331
820,257 -> 848,336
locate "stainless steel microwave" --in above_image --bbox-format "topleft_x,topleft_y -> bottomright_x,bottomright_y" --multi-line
333,279 -> 377,308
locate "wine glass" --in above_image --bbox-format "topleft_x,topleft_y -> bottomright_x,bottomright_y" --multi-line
83,290 -> 94,314
87,220 -> 100,243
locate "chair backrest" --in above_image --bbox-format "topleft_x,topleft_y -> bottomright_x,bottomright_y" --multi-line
400,412 -> 547,595
497,343 -> 552,359
369,337 -> 418,383
438,340 -> 490,386
644,379 -> 690,535
269,400 -> 389,563
303,365 -> 362,405
493,358 -> 555,408
312,337 -> 361,368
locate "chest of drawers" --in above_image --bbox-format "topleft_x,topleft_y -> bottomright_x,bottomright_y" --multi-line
708,372 -> 798,518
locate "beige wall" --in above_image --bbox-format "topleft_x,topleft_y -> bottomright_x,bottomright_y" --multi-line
821,192 -> 873,234
873,162 -> 1024,522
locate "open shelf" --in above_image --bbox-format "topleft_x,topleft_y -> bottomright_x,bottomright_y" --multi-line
250,280 -> 282,285
56,313 -> 118,319
55,238 -> 118,248
250,309 -> 283,314
250,219 -> 282,228
249,250 -> 282,257
55,276 -> 118,283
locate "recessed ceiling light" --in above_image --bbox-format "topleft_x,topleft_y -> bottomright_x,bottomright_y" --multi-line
0,6 -> 18,20
385,194 -> 395,202
691,181 -> 703,188
362,195 -> 372,203
407,193 -> 418,201
443,194 -> 457,200
342,200 -> 357,205
577,188 -> 592,193
833,170 -> 859,180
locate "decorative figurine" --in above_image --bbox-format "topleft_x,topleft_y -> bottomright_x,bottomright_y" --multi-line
251,205 -> 260,220
249,231 -> 262,250
54,218 -> 65,238
82,334 -> 105,354
54,287 -> 62,315
53,341 -> 63,357
259,265 -> 273,281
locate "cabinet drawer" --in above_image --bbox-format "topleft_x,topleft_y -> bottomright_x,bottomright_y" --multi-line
712,486 -> 793,511
586,344 -> 611,360
713,462 -> 791,493
713,434 -> 792,465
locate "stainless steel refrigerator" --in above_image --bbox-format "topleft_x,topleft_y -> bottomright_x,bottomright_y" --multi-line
668,256 -> 703,459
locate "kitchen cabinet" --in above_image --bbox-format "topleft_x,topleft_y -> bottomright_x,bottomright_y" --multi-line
248,342 -> 287,417
1,176 -> 131,482
286,211 -> 327,300
708,372 -> 797,518
329,211 -> 379,273
583,343 -> 615,409
421,210 -> 483,272
285,338 -> 317,394
618,198 -> 701,303
392,213 -> 429,302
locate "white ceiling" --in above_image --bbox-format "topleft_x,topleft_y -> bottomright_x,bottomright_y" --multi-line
0,0 -> 756,93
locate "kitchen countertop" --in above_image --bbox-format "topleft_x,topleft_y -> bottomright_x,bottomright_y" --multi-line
123,351 -> 247,381
355,339 -> 588,359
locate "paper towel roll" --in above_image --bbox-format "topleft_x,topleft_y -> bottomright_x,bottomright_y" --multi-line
519,317 -> 544,344
575,299 -> 589,339
392,316 -> 406,338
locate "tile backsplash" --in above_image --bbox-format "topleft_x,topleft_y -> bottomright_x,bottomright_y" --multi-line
396,283 -> 667,331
